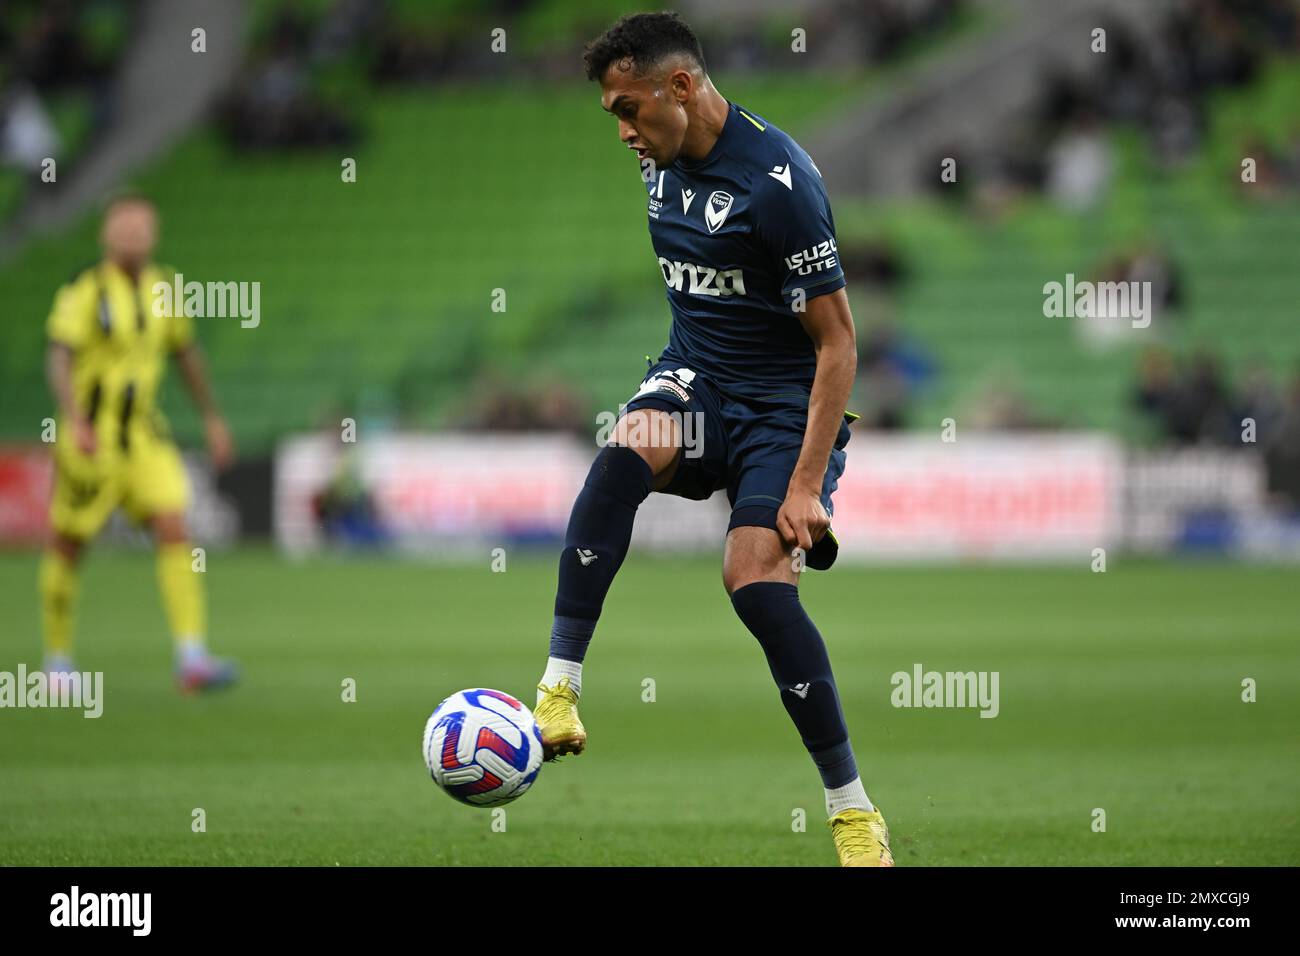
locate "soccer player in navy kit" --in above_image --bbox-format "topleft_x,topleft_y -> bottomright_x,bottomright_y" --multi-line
533,12 -> 892,866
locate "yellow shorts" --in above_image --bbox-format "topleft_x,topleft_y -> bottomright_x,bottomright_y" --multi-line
49,418 -> 191,540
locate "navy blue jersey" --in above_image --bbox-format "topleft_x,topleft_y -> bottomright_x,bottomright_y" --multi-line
644,100 -> 845,399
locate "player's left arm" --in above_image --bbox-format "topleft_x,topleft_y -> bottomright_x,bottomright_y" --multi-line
778,288 -> 856,554
162,267 -> 235,470
173,343 -> 235,471
756,160 -> 856,555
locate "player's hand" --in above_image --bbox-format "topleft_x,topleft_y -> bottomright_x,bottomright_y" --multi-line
205,414 -> 236,471
73,417 -> 97,456
776,486 -> 830,557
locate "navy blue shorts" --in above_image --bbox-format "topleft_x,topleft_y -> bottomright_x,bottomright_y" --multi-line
622,357 -> 854,569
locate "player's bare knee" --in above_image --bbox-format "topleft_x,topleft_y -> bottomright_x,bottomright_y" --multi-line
611,408 -> 681,487
51,533 -> 85,564
722,526 -> 798,595
152,512 -> 188,544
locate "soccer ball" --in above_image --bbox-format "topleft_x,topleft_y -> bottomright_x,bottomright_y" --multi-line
422,688 -> 544,807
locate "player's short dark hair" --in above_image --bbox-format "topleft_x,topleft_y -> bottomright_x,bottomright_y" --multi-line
103,190 -> 156,214
583,11 -> 707,83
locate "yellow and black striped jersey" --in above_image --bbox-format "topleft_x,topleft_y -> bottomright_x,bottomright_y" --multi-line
45,260 -> 194,449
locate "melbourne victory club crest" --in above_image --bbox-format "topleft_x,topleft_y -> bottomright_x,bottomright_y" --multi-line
704,190 -> 734,233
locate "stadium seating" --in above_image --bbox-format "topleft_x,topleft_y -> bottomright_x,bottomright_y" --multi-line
1,47 -> 1295,452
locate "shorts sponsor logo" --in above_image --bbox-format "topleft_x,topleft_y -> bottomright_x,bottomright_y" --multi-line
630,366 -> 696,405
636,376 -> 691,404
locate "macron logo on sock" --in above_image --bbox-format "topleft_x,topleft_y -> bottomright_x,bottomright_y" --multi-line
788,682 -> 811,699
576,548 -> 598,567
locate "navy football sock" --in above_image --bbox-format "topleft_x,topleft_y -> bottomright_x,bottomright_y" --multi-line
730,581 -> 860,789
549,445 -> 654,663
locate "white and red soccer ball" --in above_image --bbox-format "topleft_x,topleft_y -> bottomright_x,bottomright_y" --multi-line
422,688 -> 544,807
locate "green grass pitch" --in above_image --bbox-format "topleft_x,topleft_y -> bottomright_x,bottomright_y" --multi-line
0,548 -> 1296,865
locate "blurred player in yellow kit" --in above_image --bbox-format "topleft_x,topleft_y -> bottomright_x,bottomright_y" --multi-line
40,194 -> 238,693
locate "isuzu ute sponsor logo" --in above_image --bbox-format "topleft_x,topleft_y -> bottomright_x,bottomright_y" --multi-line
785,238 -> 838,275
657,258 -> 746,297
647,169 -> 667,218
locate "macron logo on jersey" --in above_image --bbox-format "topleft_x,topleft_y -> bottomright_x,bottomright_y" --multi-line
768,164 -> 793,190
682,188 -> 696,214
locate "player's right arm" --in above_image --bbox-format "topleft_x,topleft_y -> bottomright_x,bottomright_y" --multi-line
45,275 -> 97,456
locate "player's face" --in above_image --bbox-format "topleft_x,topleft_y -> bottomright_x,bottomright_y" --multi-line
600,65 -> 689,169
101,201 -> 158,268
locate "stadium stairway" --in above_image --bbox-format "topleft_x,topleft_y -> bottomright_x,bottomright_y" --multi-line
0,0 -> 248,260
807,0 -> 1173,200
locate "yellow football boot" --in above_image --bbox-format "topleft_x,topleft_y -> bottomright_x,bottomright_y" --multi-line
828,808 -> 895,867
534,677 -> 587,761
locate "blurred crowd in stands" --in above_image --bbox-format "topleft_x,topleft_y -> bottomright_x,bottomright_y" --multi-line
934,0 -> 1299,212
220,0 -> 967,150
220,4 -> 359,151
1133,348 -> 1300,506
4,0 -> 1298,505
453,374 -> 591,437
1134,348 -> 1299,444
0,0 -> 127,182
